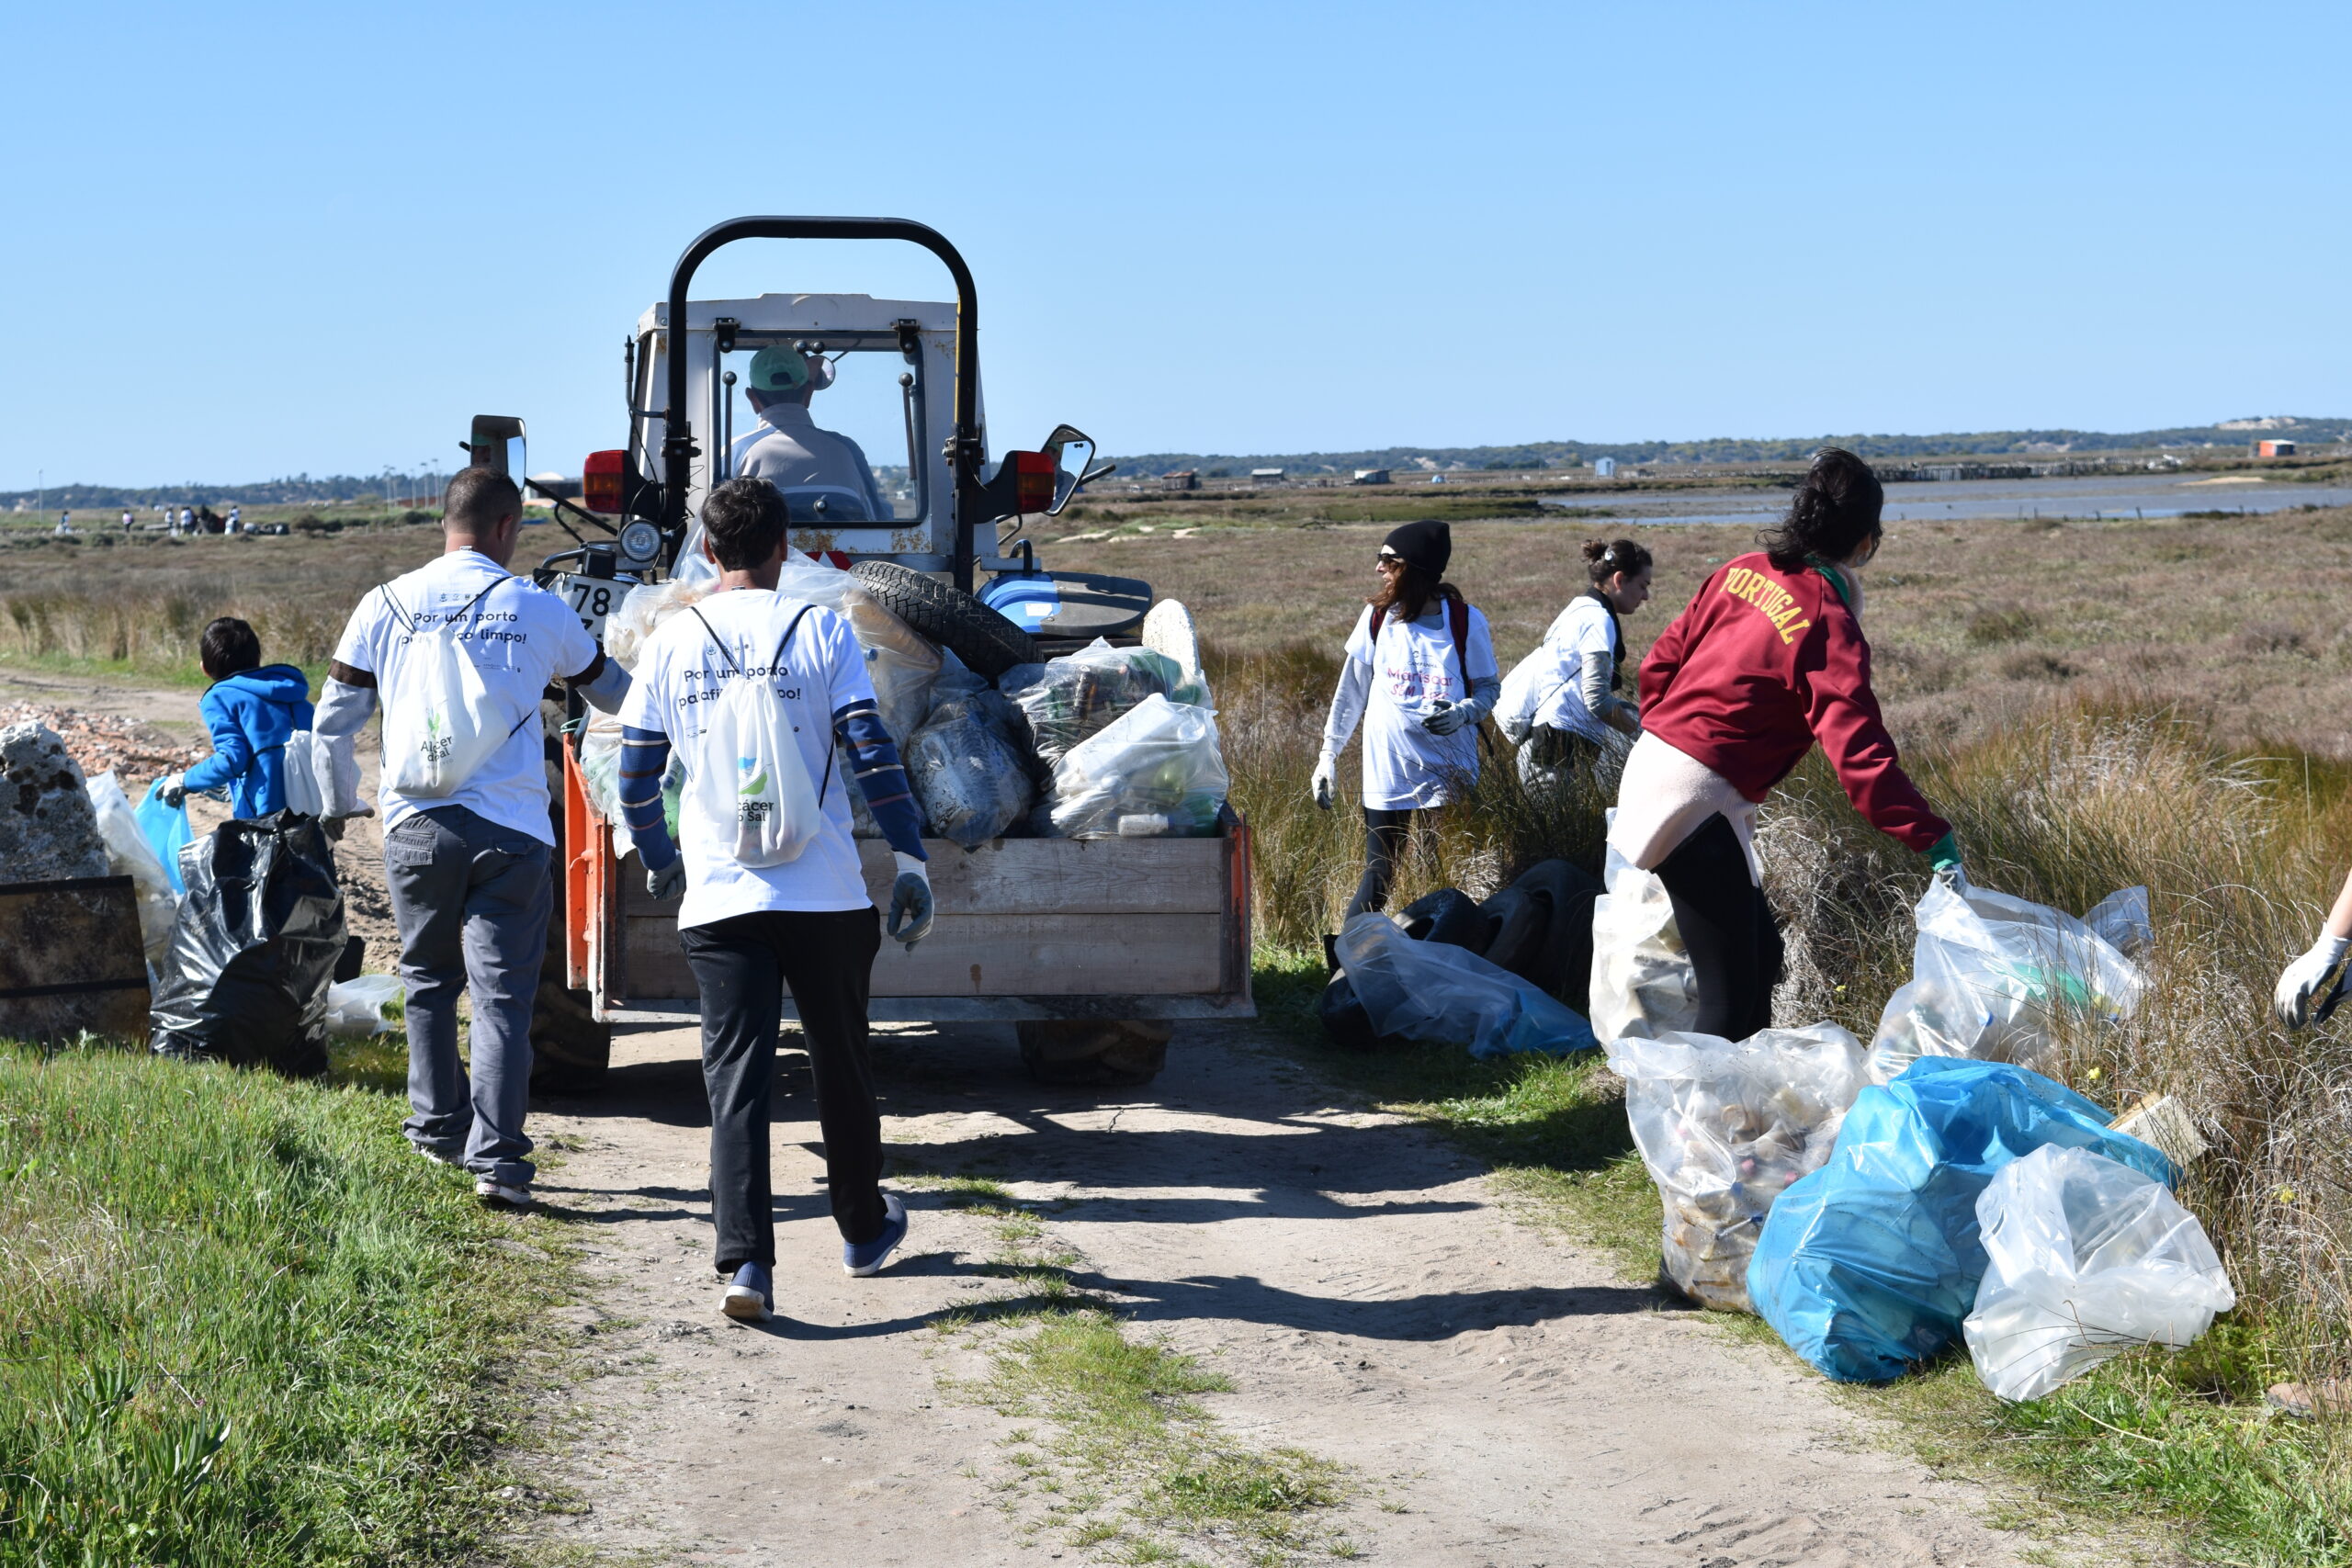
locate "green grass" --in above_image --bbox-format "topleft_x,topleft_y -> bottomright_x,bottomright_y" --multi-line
0,1038 -> 573,1566
910,1166 -> 1351,1562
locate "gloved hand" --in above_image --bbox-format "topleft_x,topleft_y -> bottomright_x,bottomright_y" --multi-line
646,856 -> 685,901
1311,753 -> 1338,810
1421,701 -> 1470,737
157,773 -> 187,808
887,852 -> 933,950
1925,829 -> 1962,876
2275,933 -> 2350,1029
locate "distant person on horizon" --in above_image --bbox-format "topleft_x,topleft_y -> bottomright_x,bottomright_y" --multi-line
1312,520 -> 1501,920
728,346 -> 890,524
1611,447 -> 1956,1040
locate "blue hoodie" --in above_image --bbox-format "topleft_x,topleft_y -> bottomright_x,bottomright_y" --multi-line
182,664 -> 317,818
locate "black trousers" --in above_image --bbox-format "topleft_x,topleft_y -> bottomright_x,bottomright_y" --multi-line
1346,807 -> 1419,919
680,907 -> 886,1273
1653,813 -> 1783,1041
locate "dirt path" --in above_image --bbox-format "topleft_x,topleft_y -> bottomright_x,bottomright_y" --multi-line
517,1021 -> 2052,1568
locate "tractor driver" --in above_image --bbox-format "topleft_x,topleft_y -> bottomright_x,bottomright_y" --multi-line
729,345 -> 892,525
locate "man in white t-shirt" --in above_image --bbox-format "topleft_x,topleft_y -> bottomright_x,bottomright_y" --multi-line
617,476 -> 933,1323
313,467 -> 633,1210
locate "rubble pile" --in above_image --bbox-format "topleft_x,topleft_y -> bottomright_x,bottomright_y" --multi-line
0,703 -> 201,784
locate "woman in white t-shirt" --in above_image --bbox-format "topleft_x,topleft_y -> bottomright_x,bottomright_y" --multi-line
1499,538 -> 1654,785
1312,521 -> 1501,919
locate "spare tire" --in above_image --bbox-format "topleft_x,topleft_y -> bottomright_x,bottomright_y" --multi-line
851,560 -> 1037,678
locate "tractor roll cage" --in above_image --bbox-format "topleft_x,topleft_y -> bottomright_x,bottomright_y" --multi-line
661,216 -> 986,591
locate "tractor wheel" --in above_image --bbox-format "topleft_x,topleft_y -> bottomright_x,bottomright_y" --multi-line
1017,1019 -> 1171,1089
851,560 -> 1037,678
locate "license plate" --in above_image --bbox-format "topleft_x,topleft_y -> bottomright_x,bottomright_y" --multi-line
554,573 -> 626,644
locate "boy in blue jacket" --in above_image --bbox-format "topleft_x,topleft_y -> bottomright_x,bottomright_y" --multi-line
159,618 -> 316,817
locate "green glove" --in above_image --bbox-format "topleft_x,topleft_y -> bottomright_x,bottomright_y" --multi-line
1925,829 -> 1962,875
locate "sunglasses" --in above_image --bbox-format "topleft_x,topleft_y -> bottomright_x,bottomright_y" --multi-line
1375,553 -> 1403,569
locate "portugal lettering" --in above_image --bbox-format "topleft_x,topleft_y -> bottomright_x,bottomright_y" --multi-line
1720,566 -> 1814,645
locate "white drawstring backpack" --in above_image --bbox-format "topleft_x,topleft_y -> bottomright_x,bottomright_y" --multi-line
379,581 -> 530,798
683,602 -> 831,867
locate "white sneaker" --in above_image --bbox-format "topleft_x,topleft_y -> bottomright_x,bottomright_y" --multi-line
475,1178 -> 533,1211
413,1143 -> 460,1168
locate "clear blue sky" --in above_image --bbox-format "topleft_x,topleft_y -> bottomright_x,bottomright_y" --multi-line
4,1 -> 2342,490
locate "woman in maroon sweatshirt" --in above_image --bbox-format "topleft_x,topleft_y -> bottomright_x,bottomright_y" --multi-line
1611,447 -> 1959,1039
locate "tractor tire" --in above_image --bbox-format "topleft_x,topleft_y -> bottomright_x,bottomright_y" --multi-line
851,560 -> 1037,678
1017,1019 -> 1171,1088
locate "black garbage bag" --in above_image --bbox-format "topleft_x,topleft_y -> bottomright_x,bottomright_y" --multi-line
1397,887 -> 1496,952
152,812 -> 346,1077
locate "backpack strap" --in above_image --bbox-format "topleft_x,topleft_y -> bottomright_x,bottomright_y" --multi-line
1368,604 -> 1387,643
768,603 -> 836,809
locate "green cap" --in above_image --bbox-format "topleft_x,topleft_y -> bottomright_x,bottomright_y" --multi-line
746,345 -> 811,393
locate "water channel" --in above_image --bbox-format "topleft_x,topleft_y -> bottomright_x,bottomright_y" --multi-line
1535,472 -> 2352,527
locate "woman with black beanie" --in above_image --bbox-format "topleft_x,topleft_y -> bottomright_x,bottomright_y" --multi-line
1614,449 -> 1957,1040
1313,520 -> 1502,918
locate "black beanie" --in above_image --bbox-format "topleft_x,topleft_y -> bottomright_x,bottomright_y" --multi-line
1381,519 -> 1451,578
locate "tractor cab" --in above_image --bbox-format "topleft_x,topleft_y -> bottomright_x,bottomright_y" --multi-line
498,217 -> 1146,660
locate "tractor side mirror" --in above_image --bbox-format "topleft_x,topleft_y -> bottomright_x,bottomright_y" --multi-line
466,414 -> 526,482
1041,424 -> 1117,515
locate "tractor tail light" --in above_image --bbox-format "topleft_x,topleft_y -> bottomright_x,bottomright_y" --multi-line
1014,450 -> 1055,515
582,449 -> 627,514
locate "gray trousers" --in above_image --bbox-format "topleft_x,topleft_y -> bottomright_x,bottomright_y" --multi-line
384,805 -> 551,1186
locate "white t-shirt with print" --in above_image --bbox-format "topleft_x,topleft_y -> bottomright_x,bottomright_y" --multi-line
1530,596 -> 1623,744
1342,601 -> 1499,810
617,586 -> 874,929
334,549 -> 597,845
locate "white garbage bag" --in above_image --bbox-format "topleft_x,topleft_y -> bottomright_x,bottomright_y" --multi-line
325,973 -> 405,1038
1589,833 -> 1699,1047
1336,912 -> 1599,1058
379,594 -> 518,799
1611,1022 -> 1867,1311
772,559 -> 942,745
1046,694 -> 1227,840
682,613 -> 827,868
1866,876 -> 2148,1086
281,730 -> 325,817
906,693 -> 1033,849
85,770 -> 176,964
1962,1144 -> 2234,1402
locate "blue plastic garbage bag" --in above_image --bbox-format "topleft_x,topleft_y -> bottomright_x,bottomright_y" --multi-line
1334,912 -> 1599,1058
136,779 -> 192,895
1747,1056 -> 2172,1382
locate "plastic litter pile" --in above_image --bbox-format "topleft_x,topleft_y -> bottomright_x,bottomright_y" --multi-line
1580,857 -> 2237,1401
1318,859 -> 1602,1055
1963,1144 -> 2234,1401
1610,1023 -> 1866,1311
1866,876 -> 2151,1085
583,574 -> 1229,849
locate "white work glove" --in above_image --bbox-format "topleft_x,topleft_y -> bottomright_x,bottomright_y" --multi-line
2274,933 -> 2350,1029
157,773 -> 187,808
887,852 -> 933,950
1311,753 -> 1338,811
646,856 -> 685,901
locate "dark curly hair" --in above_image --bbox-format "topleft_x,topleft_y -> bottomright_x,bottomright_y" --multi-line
1582,537 -> 1652,587
1758,447 -> 1883,570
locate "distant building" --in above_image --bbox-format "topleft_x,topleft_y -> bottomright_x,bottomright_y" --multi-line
1249,468 -> 1284,484
2256,439 -> 2298,457
1594,457 -> 1617,479
1351,468 -> 1391,486
1160,469 -> 1200,492
1429,473 -> 1448,484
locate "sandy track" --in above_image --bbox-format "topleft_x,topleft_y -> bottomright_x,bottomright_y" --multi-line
516,1021 -> 2050,1568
